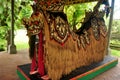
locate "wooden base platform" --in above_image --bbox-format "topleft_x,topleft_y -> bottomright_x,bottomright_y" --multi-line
17,56 -> 118,80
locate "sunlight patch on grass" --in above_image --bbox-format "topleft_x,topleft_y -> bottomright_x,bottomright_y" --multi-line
111,49 -> 120,57
15,42 -> 29,50
14,29 -> 29,50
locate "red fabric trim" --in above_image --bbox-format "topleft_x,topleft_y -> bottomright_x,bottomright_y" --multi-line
37,31 -> 45,76
30,54 -> 37,72
30,31 -> 45,76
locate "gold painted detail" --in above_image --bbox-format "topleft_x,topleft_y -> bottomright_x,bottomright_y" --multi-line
83,30 -> 90,44
48,10 -> 106,49
77,30 -> 90,49
91,18 -> 100,40
97,19 -> 107,37
80,35 -> 86,49
22,12 -> 44,36
49,15 -> 70,44
47,1 -> 65,12
91,10 -> 107,40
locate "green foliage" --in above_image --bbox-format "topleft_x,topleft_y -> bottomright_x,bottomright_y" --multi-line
0,0 -> 33,28
0,0 -> 32,51
14,0 -> 33,29
0,26 -> 8,39
110,20 -> 120,52
64,2 -> 97,30
0,0 -> 11,27
0,26 -> 8,51
110,39 -> 120,45
16,4 -> 33,29
111,20 -> 120,34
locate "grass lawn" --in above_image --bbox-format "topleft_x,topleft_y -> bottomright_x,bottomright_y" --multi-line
15,29 -> 29,50
110,39 -> 120,57
111,49 -> 120,57
15,42 -> 28,50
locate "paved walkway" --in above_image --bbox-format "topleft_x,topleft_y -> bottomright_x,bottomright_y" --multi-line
0,49 -> 119,80
0,49 -> 30,80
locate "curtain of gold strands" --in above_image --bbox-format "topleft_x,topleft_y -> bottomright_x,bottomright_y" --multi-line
43,15 -> 107,80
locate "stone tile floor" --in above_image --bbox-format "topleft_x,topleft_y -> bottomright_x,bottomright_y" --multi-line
0,49 -> 119,80
0,49 -> 30,80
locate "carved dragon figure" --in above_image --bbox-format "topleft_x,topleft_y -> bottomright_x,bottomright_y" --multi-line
22,0 -> 109,80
